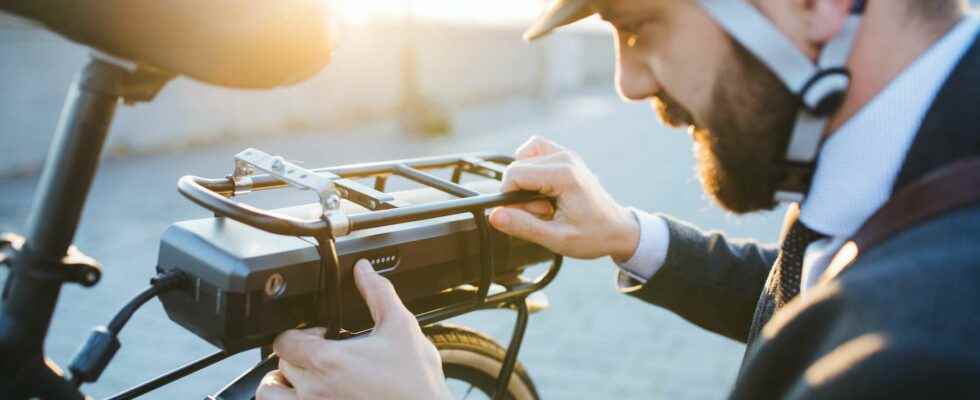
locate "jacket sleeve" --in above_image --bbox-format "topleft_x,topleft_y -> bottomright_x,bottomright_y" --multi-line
617,214 -> 778,343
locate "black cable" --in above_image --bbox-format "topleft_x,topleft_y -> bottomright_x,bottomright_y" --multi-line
69,270 -> 188,387
106,270 -> 184,334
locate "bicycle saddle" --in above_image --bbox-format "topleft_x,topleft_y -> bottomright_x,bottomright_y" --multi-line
2,0 -> 335,89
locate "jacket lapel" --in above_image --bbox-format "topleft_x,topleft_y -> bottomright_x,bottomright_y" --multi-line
893,31 -> 980,192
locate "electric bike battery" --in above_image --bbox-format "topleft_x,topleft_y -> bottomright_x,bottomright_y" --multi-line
156,187 -> 552,352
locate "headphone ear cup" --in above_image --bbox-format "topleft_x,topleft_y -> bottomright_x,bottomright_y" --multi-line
814,90 -> 847,116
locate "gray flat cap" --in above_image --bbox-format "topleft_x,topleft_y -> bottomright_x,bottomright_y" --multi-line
523,0 -> 601,41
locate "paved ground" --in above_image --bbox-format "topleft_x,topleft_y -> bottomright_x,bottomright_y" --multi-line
0,86 -> 786,399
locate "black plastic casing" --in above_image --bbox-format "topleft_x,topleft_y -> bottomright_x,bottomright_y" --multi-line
156,204 -> 551,352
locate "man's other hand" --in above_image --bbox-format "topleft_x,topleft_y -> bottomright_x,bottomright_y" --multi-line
490,136 -> 640,262
256,260 -> 452,400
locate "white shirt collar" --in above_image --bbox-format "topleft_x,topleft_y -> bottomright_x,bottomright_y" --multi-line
799,16 -> 980,238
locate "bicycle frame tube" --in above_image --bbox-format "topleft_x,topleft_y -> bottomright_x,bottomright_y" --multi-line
0,59 -> 123,399
0,58 -> 172,399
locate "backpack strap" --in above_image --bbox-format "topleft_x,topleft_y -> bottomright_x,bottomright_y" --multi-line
821,157 -> 980,283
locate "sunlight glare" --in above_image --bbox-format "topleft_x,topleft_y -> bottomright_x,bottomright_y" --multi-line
335,0 -> 546,25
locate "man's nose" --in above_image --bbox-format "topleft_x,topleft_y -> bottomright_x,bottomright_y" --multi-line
615,32 -> 659,101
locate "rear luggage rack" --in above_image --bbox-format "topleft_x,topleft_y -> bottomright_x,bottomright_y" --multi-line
145,149 -> 563,400
176,150 -> 561,332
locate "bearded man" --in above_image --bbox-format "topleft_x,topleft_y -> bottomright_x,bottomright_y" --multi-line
261,1 -> 980,398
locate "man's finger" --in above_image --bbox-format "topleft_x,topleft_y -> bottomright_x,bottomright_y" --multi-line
299,327 -> 327,337
279,359 -> 322,388
273,329 -> 329,370
515,136 -> 566,160
353,260 -> 411,330
499,200 -> 555,218
500,163 -> 572,195
518,199 -> 555,216
256,370 -> 297,400
502,149 -> 581,194
489,207 -> 567,251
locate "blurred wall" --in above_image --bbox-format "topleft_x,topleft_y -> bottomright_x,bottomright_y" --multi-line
0,16 -> 614,175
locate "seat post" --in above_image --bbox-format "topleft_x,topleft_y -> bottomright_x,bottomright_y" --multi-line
25,58 -> 124,255
0,56 -> 171,398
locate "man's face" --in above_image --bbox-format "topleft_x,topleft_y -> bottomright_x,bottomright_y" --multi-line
604,0 -> 799,213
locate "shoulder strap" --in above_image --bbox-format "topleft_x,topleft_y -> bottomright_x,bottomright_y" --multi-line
821,157 -> 980,282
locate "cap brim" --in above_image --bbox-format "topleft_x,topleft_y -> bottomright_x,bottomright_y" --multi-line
523,0 -> 598,41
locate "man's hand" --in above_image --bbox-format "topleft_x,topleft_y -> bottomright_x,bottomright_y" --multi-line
256,260 -> 452,400
490,136 -> 640,261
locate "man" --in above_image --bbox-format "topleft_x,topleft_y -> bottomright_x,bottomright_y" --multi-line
259,0 -> 980,398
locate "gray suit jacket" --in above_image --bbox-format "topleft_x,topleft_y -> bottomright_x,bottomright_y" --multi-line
618,32 -> 980,399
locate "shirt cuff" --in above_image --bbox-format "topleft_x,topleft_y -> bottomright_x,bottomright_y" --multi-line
615,208 -> 670,283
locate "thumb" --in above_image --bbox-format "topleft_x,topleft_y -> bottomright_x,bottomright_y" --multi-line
490,207 -> 566,252
353,260 -> 411,331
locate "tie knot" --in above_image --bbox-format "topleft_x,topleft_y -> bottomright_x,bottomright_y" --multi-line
787,220 -> 827,246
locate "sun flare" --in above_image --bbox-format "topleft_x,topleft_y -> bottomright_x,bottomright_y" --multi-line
334,0 -> 546,25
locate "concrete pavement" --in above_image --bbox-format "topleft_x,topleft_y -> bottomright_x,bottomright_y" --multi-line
0,86 -> 786,399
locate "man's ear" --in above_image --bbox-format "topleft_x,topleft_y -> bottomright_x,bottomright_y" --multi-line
801,0 -> 853,44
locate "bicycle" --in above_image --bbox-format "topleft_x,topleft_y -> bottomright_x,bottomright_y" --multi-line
0,3 -> 562,399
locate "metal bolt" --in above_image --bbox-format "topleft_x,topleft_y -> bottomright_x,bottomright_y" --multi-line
271,156 -> 285,171
325,194 -> 341,210
265,273 -> 287,298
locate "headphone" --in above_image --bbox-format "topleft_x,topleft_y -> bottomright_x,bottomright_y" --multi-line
697,0 -> 867,203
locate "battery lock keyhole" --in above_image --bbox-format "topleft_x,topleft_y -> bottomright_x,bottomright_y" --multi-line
265,273 -> 287,298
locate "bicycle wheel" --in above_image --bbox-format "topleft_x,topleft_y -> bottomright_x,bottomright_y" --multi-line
425,324 -> 540,400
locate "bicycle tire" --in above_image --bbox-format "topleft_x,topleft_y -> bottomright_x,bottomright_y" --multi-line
425,324 -> 540,400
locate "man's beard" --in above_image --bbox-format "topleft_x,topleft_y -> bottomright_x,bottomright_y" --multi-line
654,41 -> 799,214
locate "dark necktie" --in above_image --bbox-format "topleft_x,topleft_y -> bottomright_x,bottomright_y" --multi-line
772,219 -> 827,308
